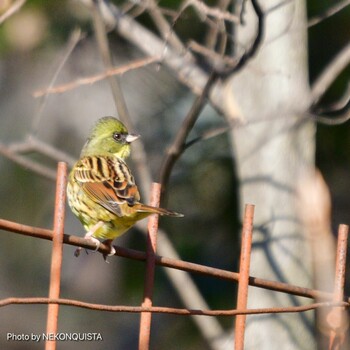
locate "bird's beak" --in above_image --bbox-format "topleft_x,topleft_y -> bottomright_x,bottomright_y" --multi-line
125,133 -> 140,143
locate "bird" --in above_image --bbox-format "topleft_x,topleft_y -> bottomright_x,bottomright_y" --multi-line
67,116 -> 183,258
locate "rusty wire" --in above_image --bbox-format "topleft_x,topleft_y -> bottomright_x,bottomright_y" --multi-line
0,297 -> 347,316
0,162 -> 349,350
0,217 -> 348,303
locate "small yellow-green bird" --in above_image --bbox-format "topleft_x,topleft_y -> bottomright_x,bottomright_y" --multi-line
67,116 -> 183,257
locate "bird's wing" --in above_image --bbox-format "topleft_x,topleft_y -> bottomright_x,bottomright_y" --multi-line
73,156 -> 140,217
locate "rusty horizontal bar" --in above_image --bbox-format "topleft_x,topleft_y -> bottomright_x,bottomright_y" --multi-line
0,297 -> 348,316
0,218 -> 348,303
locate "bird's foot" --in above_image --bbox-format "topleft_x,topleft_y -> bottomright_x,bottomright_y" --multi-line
84,222 -> 103,251
102,239 -> 116,262
74,224 -> 103,257
74,247 -> 92,257
85,235 -> 101,252
74,247 -> 82,257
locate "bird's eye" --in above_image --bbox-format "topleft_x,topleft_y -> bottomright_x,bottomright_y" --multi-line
113,132 -> 122,141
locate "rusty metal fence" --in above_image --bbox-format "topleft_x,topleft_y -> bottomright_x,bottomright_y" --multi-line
0,162 -> 349,350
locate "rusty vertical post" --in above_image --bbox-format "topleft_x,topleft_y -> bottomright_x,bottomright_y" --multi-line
45,162 -> 67,350
234,204 -> 255,350
138,183 -> 161,350
328,224 -> 349,350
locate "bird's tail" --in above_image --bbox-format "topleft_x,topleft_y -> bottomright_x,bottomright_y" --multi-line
136,204 -> 184,217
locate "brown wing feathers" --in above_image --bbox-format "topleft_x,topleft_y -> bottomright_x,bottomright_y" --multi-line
74,156 -> 140,215
73,155 -> 183,218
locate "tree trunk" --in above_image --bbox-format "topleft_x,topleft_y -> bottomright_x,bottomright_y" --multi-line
226,0 -> 316,348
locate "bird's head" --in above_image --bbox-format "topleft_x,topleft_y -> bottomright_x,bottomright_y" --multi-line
81,117 -> 139,159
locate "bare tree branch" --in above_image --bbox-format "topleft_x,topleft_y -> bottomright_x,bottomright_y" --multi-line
0,30 -> 82,179
33,56 -> 159,97
312,113 -> 350,126
188,40 -> 238,70
0,142 -> 57,180
122,2 -> 178,20
184,125 -> 231,150
31,28 -> 84,135
80,0 -> 228,110
308,92 -> 350,125
308,0 -> 350,27
220,0 -> 265,76
91,0 -> 130,123
0,135 -> 76,180
138,0 -> 186,52
180,0 -> 239,24
308,107 -> 350,126
0,0 -> 27,24
204,0 -> 231,51
90,0 -> 153,200
235,0 -> 246,24
9,136 -> 76,166
85,2 -> 227,347
314,83 -> 350,114
311,42 -> 350,103
159,72 -> 218,192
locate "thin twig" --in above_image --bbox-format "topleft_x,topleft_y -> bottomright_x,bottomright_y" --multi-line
236,0 -> 246,24
158,72 -> 218,192
308,0 -> 350,27
82,0 -> 226,112
311,42 -> 350,103
33,56 -> 160,97
313,83 -> 350,113
0,136 -> 75,180
139,0 -> 185,52
311,113 -> 350,126
0,142 -> 57,180
308,82 -> 350,125
220,0 -> 265,76
91,0 -> 130,124
123,2 -> 179,20
0,297 -> 347,316
8,136 -> 76,166
184,125 -> 231,149
204,0 -> 231,51
180,0 -> 239,24
188,40 -> 238,70
31,29 -> 84,136
91,0 -> 153,200
86,3 -> 226,345
0,0 -> 26,24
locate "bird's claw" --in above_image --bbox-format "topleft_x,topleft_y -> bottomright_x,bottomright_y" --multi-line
74,247 -> 82,257
74,235 -> 101,257
84,234 -> 101,252
102,240 -> 116,262
107,246 -> 116,256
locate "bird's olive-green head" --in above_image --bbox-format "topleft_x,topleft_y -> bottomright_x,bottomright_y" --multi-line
80,117 -> 139,159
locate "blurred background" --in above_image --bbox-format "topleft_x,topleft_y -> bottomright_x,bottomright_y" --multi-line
0,1 -> 348,349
